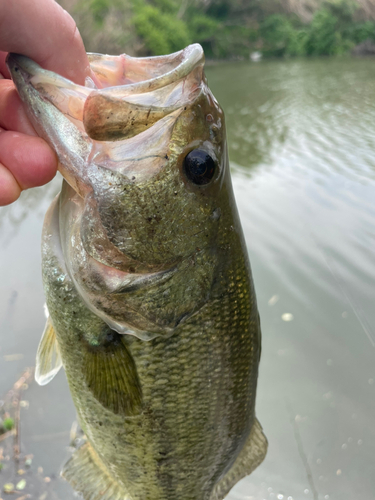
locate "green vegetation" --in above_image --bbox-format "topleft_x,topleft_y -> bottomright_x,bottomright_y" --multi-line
259,1 -> 375,57
60,0 -> 375,58
2,417 -> 14,431
132,3 -> 191,55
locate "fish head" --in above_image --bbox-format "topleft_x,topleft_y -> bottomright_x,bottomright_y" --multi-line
8,45 -> 238,340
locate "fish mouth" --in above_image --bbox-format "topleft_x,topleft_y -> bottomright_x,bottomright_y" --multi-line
85,44 -> 205,141
7,45 -> 205,141
7,45 -> 206,193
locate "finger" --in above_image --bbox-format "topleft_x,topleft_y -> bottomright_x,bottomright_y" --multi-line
0,0 -> 90,85
0,79 -> 36,135
0,130 -> 57,191
0,162 -> 21,206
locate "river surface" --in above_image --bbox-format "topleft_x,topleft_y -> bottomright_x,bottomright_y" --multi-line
1,58 -> 374,500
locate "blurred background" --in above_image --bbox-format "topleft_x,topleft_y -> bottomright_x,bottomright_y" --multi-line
1,1 -> 375,500
58,0 -> 375,59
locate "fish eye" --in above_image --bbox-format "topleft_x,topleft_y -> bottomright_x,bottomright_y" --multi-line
183,149 -> 216,186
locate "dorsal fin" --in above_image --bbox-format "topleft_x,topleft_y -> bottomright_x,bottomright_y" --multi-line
35,318 -> 63,385
83,330 -> 142,417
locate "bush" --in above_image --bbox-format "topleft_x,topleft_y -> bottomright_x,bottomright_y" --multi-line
347,20 -> 375,44
260,14 -> 299,57
133,4 -> 191,55
287,29 -> 309,56
259,0 -> 373,58
304,0 -> 364,55
208,25 -> 258,59
89,0 -> 111,25
305,8 -> 342,55
70,0 -> 136,54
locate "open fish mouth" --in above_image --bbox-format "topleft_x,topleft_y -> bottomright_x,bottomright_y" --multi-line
7,44 -> 205,141
6,45 -> 208,200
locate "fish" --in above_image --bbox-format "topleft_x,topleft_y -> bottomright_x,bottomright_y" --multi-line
7,44 -> 267,500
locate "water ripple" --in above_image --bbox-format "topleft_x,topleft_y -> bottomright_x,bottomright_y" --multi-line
208,58 -> 375,500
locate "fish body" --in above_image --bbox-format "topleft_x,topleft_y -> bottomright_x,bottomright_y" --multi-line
8,45 -> 267,500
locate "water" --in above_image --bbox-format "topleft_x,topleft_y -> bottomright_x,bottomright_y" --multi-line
1,58 -> 374,499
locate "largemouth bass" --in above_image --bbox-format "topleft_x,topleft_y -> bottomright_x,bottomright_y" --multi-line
8,44 -> 267,500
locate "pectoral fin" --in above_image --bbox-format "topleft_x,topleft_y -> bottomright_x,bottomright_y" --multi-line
83,331 -> 142,417
62,442 -> 130,500
210,418 -> 268,500
35,318 -> 63,386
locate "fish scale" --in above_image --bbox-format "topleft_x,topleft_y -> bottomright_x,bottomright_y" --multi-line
43,247 -> 260,499
8,44 -> 267,500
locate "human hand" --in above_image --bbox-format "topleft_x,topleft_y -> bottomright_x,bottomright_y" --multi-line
0,0 -> 91,206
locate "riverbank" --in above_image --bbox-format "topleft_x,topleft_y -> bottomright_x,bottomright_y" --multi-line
58,0 -> 375,59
